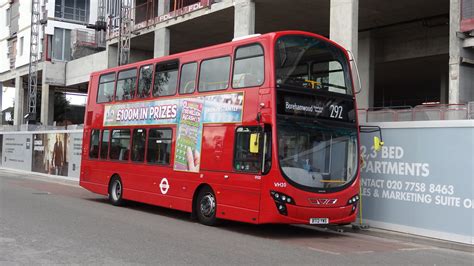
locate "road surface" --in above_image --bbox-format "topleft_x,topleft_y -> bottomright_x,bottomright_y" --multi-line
0,169 -> 472,265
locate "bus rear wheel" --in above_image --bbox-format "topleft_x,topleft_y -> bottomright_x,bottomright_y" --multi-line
108,176 -> 124,206
196,186 -> 217,226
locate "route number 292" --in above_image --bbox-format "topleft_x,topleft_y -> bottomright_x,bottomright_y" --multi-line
329,105 -> 344,119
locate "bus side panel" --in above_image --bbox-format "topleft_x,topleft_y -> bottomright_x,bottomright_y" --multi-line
216,203 -> 260,224
124,188 -> 193,213
200,125 -> 234,171
80,180 -> 108,196
200,125 -> 262,215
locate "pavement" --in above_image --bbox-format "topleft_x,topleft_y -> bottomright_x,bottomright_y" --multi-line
0,168 -> 473,265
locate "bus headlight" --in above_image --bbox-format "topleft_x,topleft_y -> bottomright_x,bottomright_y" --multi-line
347,195 -> 360,205
347,194 -> 360,214
270,191 -> 295,216
270,191 -> 295,205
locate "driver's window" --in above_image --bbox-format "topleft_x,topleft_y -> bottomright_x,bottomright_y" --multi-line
234,127 -> 262,173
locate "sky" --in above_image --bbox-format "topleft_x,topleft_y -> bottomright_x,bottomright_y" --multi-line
1,87 -> 86,111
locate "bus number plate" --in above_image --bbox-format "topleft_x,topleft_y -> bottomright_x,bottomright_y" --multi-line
310,218 -> 329,225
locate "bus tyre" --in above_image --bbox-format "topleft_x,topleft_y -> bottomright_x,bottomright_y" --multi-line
109,176 -> 124,206
196,187 -> 217,226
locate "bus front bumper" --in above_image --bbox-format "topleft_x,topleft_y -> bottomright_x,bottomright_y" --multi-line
266,203 -> 357,225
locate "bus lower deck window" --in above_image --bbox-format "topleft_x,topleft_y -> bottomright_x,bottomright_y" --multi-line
100,130 -> 110,159
89,130 -> 100,159
147,129 -> 172,165
131,129 -> 146,162
110,129 -> 131,161
234,127 -> 262,173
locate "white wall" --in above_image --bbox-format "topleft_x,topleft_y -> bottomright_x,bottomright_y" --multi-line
0,0 -> 99,74
45,0 -> 98,24
14,28 -> 31,69
0,0 -> 11,73
0,41 -> 8,73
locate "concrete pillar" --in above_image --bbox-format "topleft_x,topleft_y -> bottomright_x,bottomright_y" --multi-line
40,83 -> 51,125
330,0 -> 359,60
449,0 -> 461,104
158,0 -> 170,16
13,76 -> 24,125
107,45 -> 118,68
48,89 -> 54,125
440,72 -> 448,104
154,27 -> 170,58
234,0 -> 255,38
0,83 -> 3,123
357,32 -> 375,109
0,82 -> 3,113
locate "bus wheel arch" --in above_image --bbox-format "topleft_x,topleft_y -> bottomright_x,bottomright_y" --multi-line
192,184 -> 218,226
108,174 -> 124,206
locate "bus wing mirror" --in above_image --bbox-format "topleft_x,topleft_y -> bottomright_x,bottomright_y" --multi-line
373,136 -> 384,152
347,49 -> 362,95
360,125 -> 385,152
250,133 -> 260,153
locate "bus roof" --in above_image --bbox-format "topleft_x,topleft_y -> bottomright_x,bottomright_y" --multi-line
91,30 -> 343,77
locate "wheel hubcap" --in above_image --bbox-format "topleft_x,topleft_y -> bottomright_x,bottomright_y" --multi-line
200,193 -> 216,218
112,181 -> 121,201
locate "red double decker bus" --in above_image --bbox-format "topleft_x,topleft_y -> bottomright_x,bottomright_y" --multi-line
80,31 -> 361,226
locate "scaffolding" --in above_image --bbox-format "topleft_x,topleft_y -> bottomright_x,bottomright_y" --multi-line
118,0 -> 132,66
27,0 -> 41,123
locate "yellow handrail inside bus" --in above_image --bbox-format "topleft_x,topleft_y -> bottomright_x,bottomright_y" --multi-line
304,79 -> 321,89
319,180 -> 345,183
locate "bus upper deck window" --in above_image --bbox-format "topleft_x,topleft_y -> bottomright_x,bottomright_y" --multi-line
97,73 -> 115,103
154,60 -> 179,97
137,65 -> 153,98
179,62 -> 197,94
233,44 -> 264,88
115,68 -> 137,101
198,56 -> 230,92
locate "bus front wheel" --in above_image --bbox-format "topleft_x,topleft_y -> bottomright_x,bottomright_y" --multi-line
108,176 -> 124,206
196,186 -> 217,226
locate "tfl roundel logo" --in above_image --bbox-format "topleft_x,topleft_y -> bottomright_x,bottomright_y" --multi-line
308,198 -> 338,205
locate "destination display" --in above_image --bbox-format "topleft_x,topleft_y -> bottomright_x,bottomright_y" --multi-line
276,91 -> 355,123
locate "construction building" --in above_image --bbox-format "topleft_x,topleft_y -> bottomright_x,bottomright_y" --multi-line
0,0 -> 473,126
